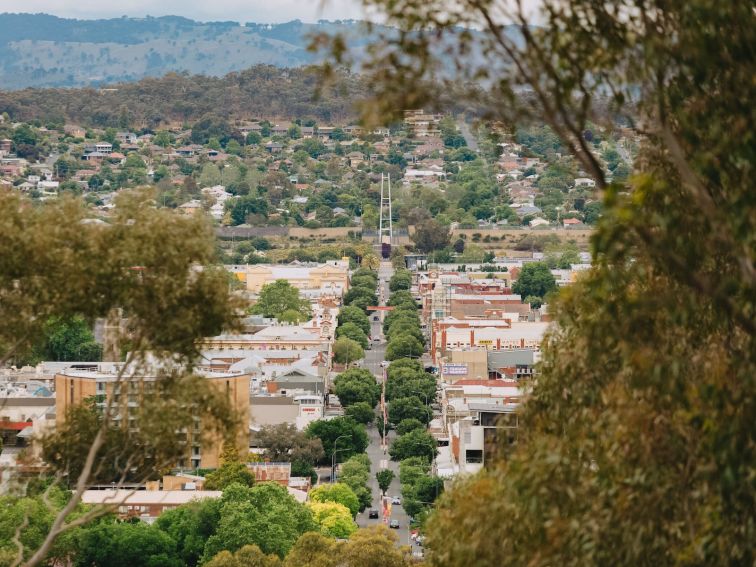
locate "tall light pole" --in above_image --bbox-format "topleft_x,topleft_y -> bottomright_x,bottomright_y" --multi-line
330,434 -> 351,483
410,389 -> 431,407
410,389 -> 433,424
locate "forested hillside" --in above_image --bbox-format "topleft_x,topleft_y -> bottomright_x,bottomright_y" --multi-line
0,66 -> 366,127
0,14 -> 374,89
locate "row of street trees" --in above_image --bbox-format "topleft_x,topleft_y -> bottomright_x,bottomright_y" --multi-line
381,277 -> 444,527
383,275 -> 425,361
332,267 -> 379,364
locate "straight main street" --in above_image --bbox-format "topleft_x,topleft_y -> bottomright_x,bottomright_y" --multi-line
354,261 -> 416,549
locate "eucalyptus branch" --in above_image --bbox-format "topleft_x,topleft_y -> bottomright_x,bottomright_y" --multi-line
633,225 -> 755,336
658,124 -> 756,293
470,0 -> 607,188
10,513 -> 29,567
511,0 -> 607,187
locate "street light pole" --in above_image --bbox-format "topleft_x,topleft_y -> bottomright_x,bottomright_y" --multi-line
410,388 -> 433,424
330,434 -> 351,483
410,389 -> 431,407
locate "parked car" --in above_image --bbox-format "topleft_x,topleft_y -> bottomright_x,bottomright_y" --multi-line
390,519 -> 400,529
368,509 -> 379,519
392,497 -> 401,505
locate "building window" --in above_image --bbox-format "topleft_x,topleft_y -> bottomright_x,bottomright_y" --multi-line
465,450 -> 483,463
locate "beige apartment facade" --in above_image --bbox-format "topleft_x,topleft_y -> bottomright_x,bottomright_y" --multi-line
54,366 -> 250,470
239,263 -> 350,293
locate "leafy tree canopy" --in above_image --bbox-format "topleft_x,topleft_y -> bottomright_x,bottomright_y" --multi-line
333,368 -> 380,408
376,469 -> 395,495
305,417 -> 369,463
395,418 -> 425,436
387,396 -> 432,426
250,280 -> 311,321
204,446 -> 255,491
308,502 -> 357,539
344,401 -> 375,425
309,483 -> 361,518
254,423 -> 325,465
511,262 -> 558,302
155,499 -> 222,567
202,482 -> 315,561
332,337 -> 364,365
385,334 -> 424,361
335,322 -> 369,349
337,305 -> 371,336
388,270 -> 412,292
204,544 -> 281,567
73,522 -> 183,567
389,429 -> 437,462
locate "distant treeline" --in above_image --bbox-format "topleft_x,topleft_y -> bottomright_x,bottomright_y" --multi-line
0,65 -> 366,129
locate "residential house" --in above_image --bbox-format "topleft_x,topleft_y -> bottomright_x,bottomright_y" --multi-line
563,217 -> 585,228
347,151 -> 365,167
574,177 -> 596,187
529,217 -> 550,227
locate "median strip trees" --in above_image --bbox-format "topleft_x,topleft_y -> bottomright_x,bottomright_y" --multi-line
381,270 -> 444,531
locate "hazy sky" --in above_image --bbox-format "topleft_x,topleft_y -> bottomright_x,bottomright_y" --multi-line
0,0 -> 370,23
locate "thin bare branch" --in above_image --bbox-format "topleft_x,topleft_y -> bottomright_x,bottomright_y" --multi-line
10,513 -> 29,567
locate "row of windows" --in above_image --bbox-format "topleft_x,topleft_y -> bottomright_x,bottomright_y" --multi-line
444,342 -> 541,350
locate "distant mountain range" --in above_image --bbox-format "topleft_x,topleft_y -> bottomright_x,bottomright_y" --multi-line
0,14 -> 379,89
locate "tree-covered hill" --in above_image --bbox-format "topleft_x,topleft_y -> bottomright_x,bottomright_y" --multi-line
0,14 -> 376,89
0,65 -> 366,127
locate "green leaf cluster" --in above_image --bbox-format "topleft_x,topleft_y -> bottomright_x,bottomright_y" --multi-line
333,368 -> 380,408
249,280 -> 311,322
305,417 -> 368,464
337,454 -> 373,511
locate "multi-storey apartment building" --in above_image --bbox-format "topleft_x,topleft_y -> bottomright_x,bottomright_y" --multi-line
54,363 -> 250,469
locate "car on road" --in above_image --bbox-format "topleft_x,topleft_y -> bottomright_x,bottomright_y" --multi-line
368,509 -> 379,519
389,519 -> 400,529
373,337 -> 381,342
373,315 -> 379,321
392,497 -> 401,505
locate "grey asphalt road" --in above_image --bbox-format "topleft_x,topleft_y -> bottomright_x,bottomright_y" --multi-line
354,262 -> 415,547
